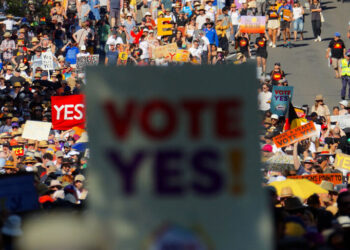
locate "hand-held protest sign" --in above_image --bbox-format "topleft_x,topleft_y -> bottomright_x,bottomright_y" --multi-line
174,49 -> 190,62
11,145 -> 24,156
152,43 -> 177,60
51,95 -> 86,130
157,17 -> 173,36
76,55 -> 99,73
288,173 -> 342,185
273,121 -> 316,148
41,51 -> 54,70
270,86 -> 294,116
22,121 -> 52,141
334,153 -> 350,171
239,16 -> 266,34
330,115 -> 350,129
86,65 -> 271,250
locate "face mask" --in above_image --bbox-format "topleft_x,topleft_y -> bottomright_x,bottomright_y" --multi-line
26,166 -> 33,172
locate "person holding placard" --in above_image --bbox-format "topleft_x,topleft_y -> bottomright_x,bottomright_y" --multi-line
278,0 -> 292,48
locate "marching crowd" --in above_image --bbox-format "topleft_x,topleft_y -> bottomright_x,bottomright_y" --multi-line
0,0 -> 349,249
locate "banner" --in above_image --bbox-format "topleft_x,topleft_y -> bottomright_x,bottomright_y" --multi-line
239,16 -> 266,34
76,55 -> 99,73
0,174 -> 39,212
51,95 -> 85,130
22,121 -> 52,141
86,65 -> 271,250
330,115 -> 350,129
334,153 -> 350,171
288,173 -> 342,185
41,51 -> 54,70
174,49 -> 190,62
270,86 -> 294,116
152,43 -> 178,59
273,121 -> 316,148
157,17 -> 172,36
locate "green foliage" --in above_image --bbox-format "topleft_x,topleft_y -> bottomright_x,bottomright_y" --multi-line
6,0 -> 25,17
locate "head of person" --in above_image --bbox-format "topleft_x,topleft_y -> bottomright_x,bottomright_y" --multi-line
334,32 -> 341,41
271,114 -> 279,125
337,191 -> 350,216
274,62 -> 281,70
315,95 -> 324,106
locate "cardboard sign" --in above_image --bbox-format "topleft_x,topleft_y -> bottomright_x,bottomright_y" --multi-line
0,174 -> 39,212
41,51 -> 54,70
22,121 -> 52,141
11,145 -> 24,156
282,9 -> 292,22
270,86 -> 294,116
239,16 -> 266,34
51,95 -> 86,130
118,52 -> 128,61
330,115 -> 350,129
334,153 -> 350,171
152,43 -> 178,59
76,55 -> 99,73
273,121 -> 316,148
288,173 -> 342,185
86,65 -> 271,250
157,17 -> 173,36
174,49 -> 190,62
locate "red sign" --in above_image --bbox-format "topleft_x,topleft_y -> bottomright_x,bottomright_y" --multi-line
51,95 -> 86,130
11,145 -> 24,156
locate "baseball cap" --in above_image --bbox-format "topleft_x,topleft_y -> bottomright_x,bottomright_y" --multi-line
271,114 -> 279,120
334,32 -> 341,37
262,144 -> 273,152
339,100 -> 348,107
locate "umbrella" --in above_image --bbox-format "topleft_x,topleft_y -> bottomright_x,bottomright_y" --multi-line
269,179 -> 328,200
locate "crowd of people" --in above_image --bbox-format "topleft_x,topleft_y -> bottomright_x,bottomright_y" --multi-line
0,0 -> 349,249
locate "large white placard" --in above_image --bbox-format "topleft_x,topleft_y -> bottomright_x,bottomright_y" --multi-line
86,64 -> 272,250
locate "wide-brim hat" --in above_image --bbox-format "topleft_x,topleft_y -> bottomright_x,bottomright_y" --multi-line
6,14 -> 14,19
4,32 -> 11,38
23,156 -> 37,164
198,6 -> 205,11
38,140 -> 48,148
280,186 -> 294,198
320,180 -> 335,192
315,94 -> 323,101
3,160 -> 15,169
1,215 -> 22,236
31,37 -> 39,43
49,179 -> 62,188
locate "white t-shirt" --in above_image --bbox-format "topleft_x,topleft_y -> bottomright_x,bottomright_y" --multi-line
204,5 -> 216,21
258,91 -> 272,111
230,10 -> 240,25
196,14 -> 209,30
139,40 -> 149,59
200,36 -> 210,52
293,7 -> 303,20
189,46 -> 203,59
3,19 -> 16,31
106,36 -> 124,46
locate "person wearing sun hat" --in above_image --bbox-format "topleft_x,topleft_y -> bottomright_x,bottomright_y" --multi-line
0,14 -> 21,31
1,32 -> 16,63
311,94 -> 330,118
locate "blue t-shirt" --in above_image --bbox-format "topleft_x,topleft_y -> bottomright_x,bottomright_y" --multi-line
107,50 -> 119,65
65,46 -> 80,64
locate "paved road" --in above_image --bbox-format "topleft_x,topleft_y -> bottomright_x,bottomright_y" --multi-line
262,1 -> 350,110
